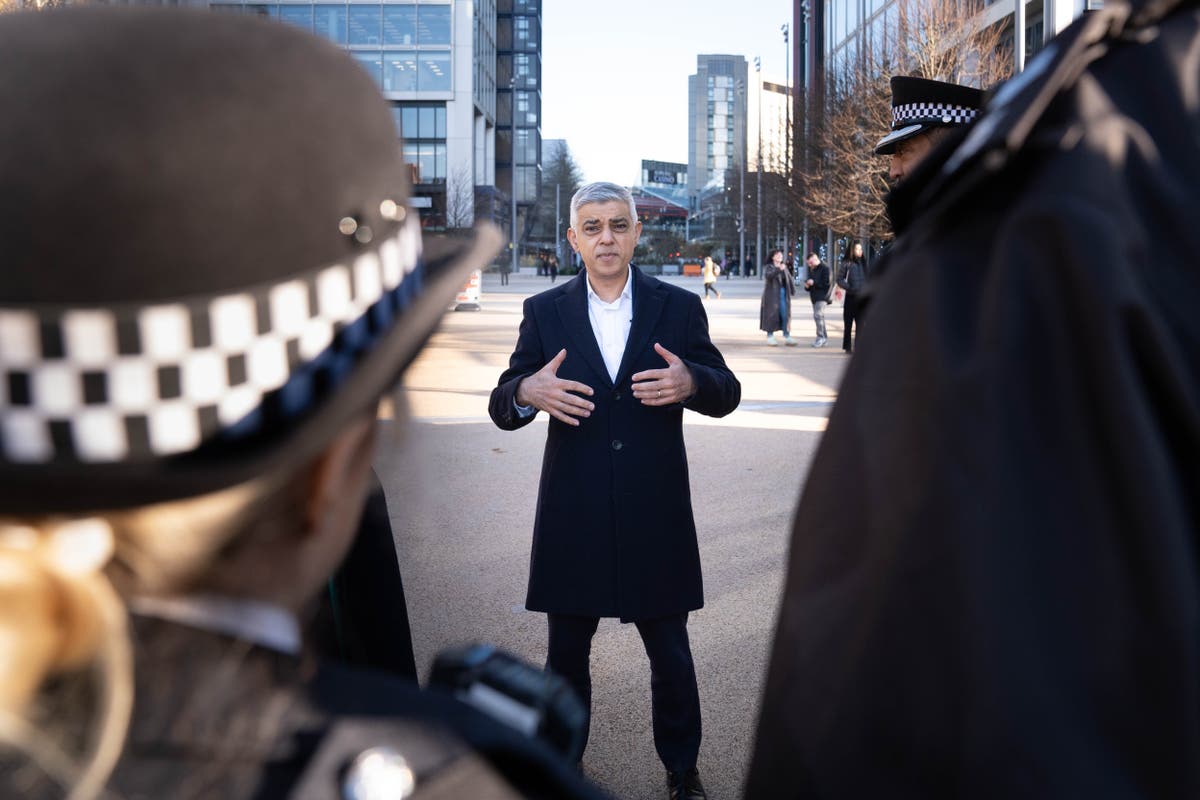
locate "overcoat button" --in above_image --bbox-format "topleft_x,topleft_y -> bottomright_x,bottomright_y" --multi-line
612,439 -> 623,451
613,391 -> 622,401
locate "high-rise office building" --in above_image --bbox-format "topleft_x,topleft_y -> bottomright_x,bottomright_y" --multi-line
209,0 -> 506,232
749,76 -> 790,176
497,0 -> 541,245
687,55 -> 749,206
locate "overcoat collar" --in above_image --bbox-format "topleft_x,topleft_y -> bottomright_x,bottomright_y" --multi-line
554,266 -> 667,389
556,271 -> 612,387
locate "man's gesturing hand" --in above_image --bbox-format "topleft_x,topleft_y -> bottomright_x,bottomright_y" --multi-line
516,348 -> 595,426
631,343 -> 696,406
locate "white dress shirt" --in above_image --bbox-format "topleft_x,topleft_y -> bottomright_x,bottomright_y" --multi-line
516,266 -> 633,416
586,267 -> 634,382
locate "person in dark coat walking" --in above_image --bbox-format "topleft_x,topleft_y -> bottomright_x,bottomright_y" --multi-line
835,242 -> 868,353
802,252 -> 832,347
489,182 -> 741,800
746,0 -> 1200,795
0,10 -> 605,800
759,248 -> 797,346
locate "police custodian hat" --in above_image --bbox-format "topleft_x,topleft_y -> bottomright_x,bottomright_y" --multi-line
874,76 -> 985,155
0,7 -> 500,515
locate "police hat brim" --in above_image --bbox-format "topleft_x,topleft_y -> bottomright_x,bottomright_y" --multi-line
874,123 -> 926,155
0,224 -> 502,515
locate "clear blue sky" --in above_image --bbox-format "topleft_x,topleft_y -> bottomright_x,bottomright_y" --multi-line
541,0 -> 795,187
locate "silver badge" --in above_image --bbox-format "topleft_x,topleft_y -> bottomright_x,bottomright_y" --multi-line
342,747 -> 416,800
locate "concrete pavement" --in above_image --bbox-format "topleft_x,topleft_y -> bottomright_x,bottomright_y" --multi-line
373,269 -> 851,799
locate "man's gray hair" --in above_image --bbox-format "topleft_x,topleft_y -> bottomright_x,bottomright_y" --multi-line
570,182 -> 637,229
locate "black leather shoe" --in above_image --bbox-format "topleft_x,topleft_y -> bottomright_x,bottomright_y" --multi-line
667,767 -> 707,800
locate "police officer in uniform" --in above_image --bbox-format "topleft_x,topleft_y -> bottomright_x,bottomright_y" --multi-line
873,76 -> 985,183
0,8 -> 602,799
747,0 -> 1200,795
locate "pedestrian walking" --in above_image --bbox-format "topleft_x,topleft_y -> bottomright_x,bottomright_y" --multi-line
0,10 -> 603,800
836,242 -> 868,353
802,252 -> 831,347
759,248 -> 797,346
488,182 -> 741,800
701,255 -> 722,299
746,0 -> 1200,795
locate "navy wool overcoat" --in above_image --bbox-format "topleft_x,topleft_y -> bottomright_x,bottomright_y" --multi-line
488,267 -> 740,621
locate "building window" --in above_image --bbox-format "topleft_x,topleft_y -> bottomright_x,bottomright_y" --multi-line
403,142 -> 447,184
348,5 -> 381,46
314,4 -> 347,43
239,2 -> 451,93
396,103 -> 447,184
395,104 -> 447,139
352,51 -> 383,85
384,51 -> 417,92
418,4 -> 451,46
383,4 -> 417,45
515,128 -> 539,163
279,5 -> 312,29
515,165 -> 538,203
418,50 -> 451,91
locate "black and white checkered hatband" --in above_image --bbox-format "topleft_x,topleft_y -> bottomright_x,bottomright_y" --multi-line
892,101 -> 980,128
0,217 -> 422,467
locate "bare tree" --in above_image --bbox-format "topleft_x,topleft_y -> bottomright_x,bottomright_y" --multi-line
444,162 -> 476,231
799,0 -> 1011,249
529,141 -> 584,244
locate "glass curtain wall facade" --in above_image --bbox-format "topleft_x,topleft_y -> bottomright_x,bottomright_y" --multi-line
211,0 -> 459,227
814,0 -> 1089,83
497,0 -> 541,243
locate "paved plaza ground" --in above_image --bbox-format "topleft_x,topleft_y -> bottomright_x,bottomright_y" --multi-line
374,268 -> 852,799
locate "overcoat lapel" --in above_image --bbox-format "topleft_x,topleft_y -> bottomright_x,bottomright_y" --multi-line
615,267 -> 667,386
554,273 -> 612,388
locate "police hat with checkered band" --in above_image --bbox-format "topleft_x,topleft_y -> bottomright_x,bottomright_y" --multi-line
874,76 -> 985,155
0,7 -> 500,515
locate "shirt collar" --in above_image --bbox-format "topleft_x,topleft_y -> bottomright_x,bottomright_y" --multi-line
129,593 -> 302,655
586,265 -> 633,306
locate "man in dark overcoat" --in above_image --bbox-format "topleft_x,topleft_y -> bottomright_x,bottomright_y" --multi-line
489,181 -> 741,800
746,0 -> 1200,795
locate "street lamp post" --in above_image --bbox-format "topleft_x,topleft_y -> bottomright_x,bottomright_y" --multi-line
555,182 -> 562,270
754,56 -> 763,279
782,22 -> 791,273
510,76 -> 518,277
737,79 -> 745,277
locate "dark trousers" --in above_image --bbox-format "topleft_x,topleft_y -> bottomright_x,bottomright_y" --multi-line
843,291 -> 861,352
547,613 -> 702,773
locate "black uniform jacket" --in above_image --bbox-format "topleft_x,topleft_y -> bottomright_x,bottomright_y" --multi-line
747,0 -> 1200,796
63,617 -> 605,800
489,267 -> 740,621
